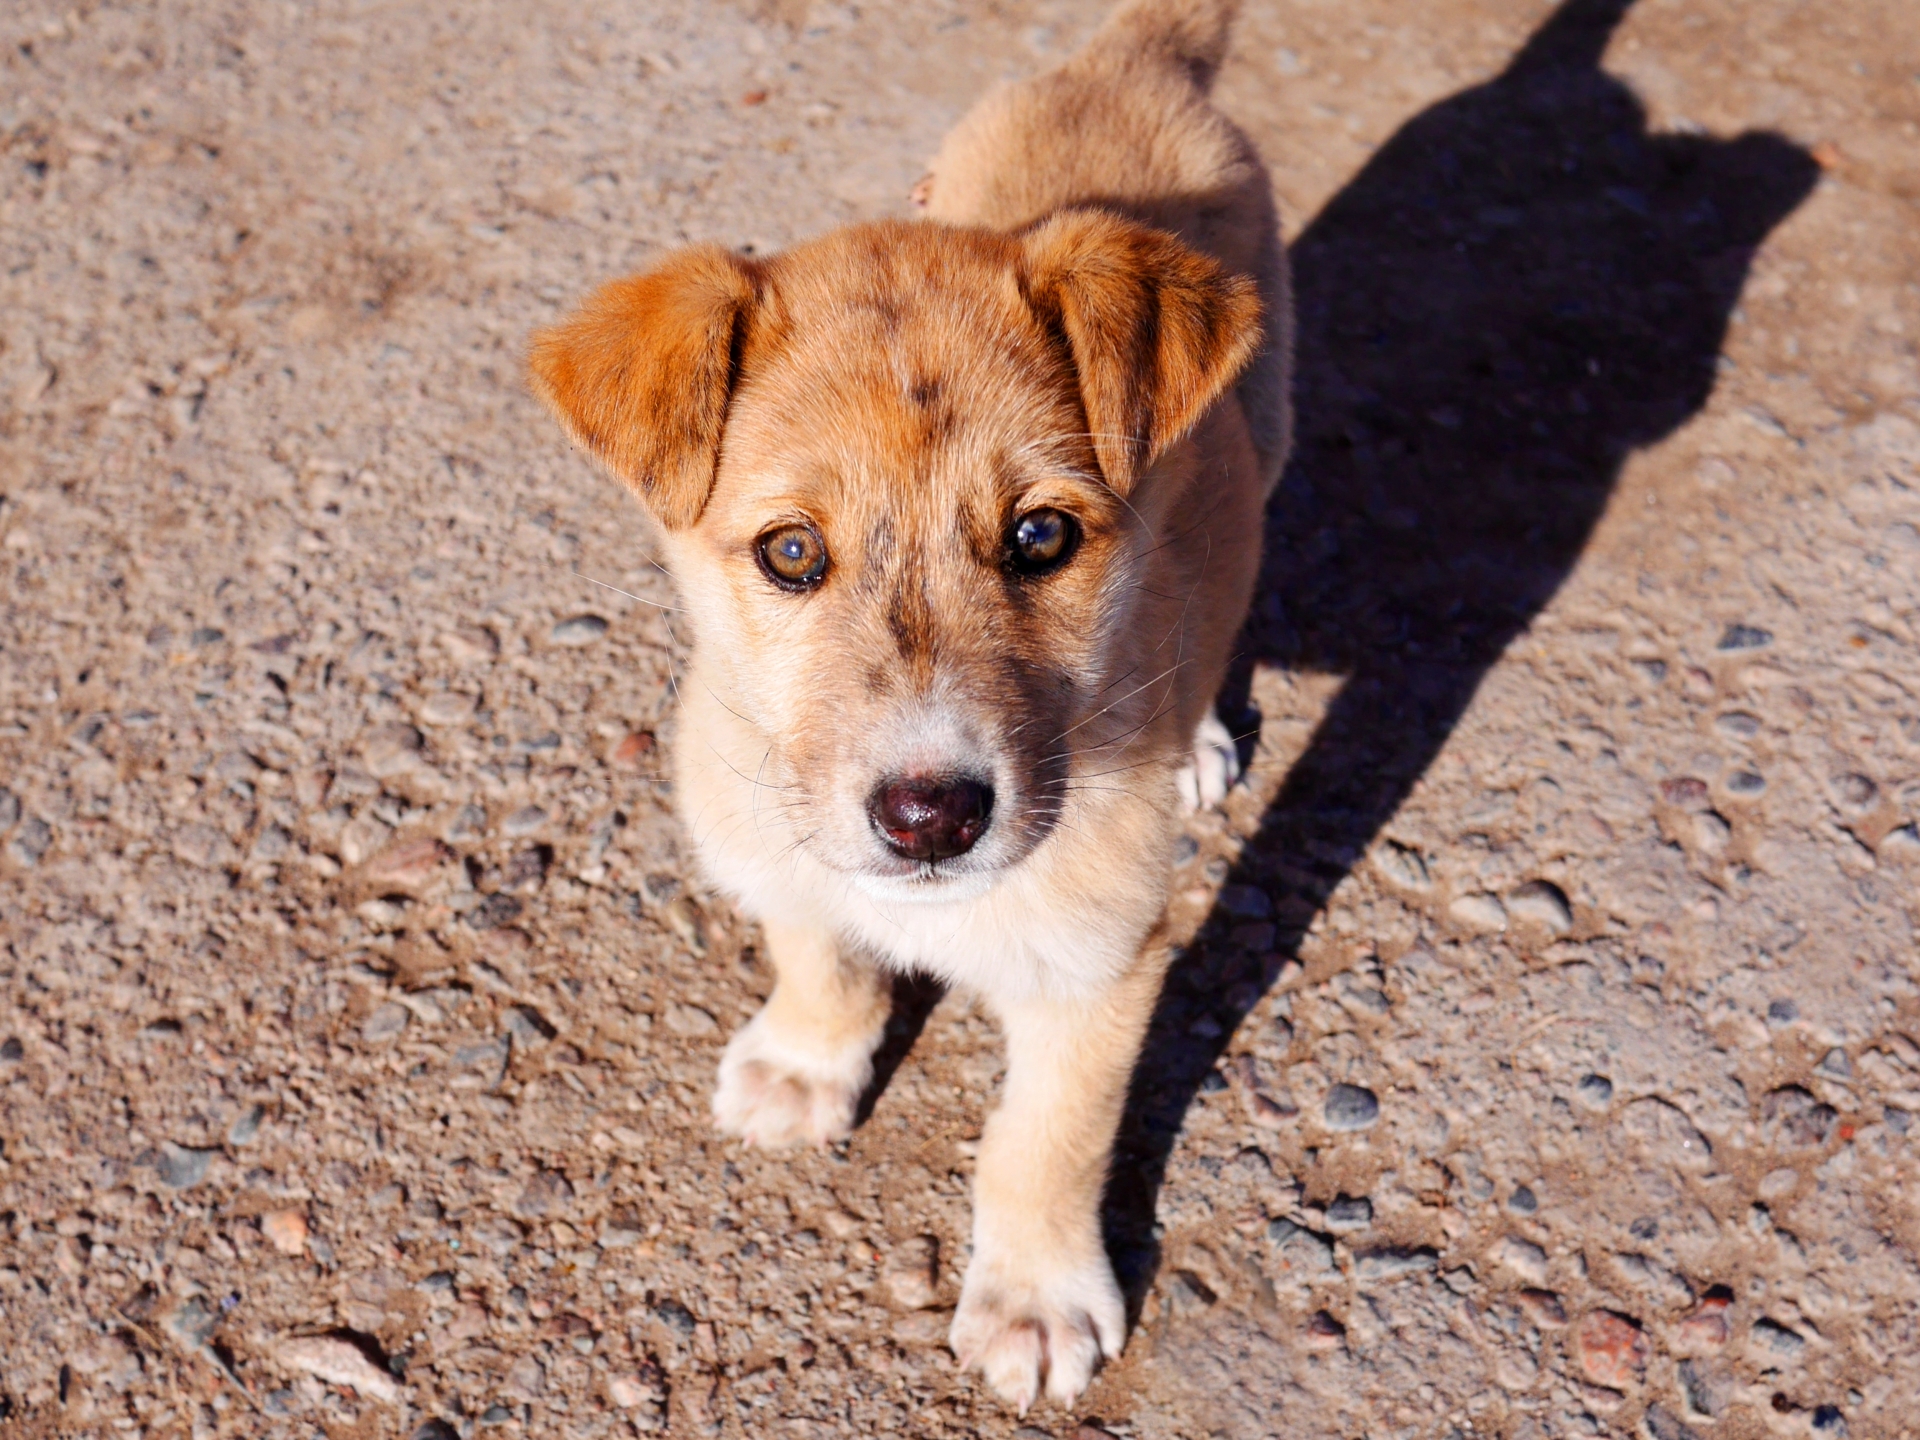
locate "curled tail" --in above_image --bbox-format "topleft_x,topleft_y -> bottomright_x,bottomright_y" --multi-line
1091,0 -> 1243,92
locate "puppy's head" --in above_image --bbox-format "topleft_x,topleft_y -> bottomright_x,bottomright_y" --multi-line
531,213 -> 1259,900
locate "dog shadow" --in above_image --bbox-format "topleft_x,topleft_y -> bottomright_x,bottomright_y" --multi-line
1101,0 -> 1819,1304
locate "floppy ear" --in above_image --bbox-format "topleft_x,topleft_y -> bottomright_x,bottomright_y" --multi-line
1020,209 -> 1263,492
527,246 -> 758,529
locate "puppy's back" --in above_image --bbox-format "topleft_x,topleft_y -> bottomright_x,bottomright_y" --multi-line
924,0 -> 1291,484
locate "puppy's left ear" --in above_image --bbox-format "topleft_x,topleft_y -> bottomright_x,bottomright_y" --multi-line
1021,209 -> 1262,492
527,246 -> 759,529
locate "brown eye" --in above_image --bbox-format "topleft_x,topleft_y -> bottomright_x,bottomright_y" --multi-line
756,523 -> 828,590
1008,508 -> 1078,576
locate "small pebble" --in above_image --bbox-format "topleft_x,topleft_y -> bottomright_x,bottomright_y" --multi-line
502,804 -> 549,837
1574,1310 -> 1650,1388
1817,1047 -> 1852,1079
883,1236 -> 940,1310
155,1141 -> 215,1190
1507,880 -> 1572,933
1724,770 -> 1765,795
447,803 -> 487,842
361,1003 -> 410,1043
1715,712 -> 1760,738
1353,1247 -> 1438,1282
1752,1318 -> 1806,1360
278,1336 -> 401,1405
1517,1289 -> 1567,1328
261,1208 -> 310,1256
1575,1073 -> 1613,1109
420,691 -> 477,725
1766,997 -> 1799,1026
1811,1406 -> 1847,1437
1324,1083 -> 1380,1131
551,614 -> 609,646
227,1104 -> 265,1146
1659,776 -> 1711,810
1496,1236 -> 1548,1285
611,731 -> 656,766
1325,1195 -> 1372,1231
1508,1185 -> 1539,1214
1304,1310 -> 1346,1350
1448,892 -> 1508,933
663,1003 -> 718,1037
503,1006 -> 555,1044
1716,624 -> 1772,651
1830,773 -> 1877,812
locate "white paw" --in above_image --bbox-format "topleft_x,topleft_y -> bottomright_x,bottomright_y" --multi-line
1175,705 -> 1241,812
711,1008 -> 879,1149
950,1246 -> 1125,1411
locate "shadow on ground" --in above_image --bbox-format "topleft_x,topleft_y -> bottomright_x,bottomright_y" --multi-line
1102,0 -> 1818,1298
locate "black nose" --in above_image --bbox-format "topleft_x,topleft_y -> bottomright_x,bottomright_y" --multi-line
868,775 -> 993,862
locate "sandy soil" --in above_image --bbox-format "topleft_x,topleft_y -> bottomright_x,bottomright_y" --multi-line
2,1 -> 1918,1437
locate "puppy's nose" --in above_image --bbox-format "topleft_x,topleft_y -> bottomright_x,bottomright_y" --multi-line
868,775 -> 993,862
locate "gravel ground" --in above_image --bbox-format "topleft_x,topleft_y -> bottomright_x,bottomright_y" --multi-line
3,1 -> 1918,1437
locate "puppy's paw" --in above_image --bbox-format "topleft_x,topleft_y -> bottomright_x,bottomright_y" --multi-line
712,1009 -> 879,1149
1175,705 -> 1241,812
950,1247 -> 1124,1411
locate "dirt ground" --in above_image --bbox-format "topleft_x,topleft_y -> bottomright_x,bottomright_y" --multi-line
3,0 -> 1919,1436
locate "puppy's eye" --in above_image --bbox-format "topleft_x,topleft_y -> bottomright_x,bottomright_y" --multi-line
1008,508 -> 1079,576
756,523 -> 829,590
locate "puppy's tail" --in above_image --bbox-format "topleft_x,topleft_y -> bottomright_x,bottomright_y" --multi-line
1088,0 -> 1242,93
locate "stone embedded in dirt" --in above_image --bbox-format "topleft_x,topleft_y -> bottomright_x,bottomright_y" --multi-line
1574,1309 -> 1649,1388
171,822 -> 231,869
883,1236 -> 940,1309
1644,1401 -> 1701,1440
1325,1195 -> 1372,1231
155,1141 -> 215,1189
1372,839 -> 1432,891
228,1104 -> 265,1145
612,730 -> 657,766
1324,1083 -> 1380,1131
361,1003 -> 410,1043
0,789 -> 18,830
1507,879 -> 1572,932
1494,1348 -> 1538,1391
1817,1047 -> 1852,1079
1575,1073 -> 1614,1109
468,893 -> 523,929
514,1169 -> 574,1219
1812,1405 -> 1849,1437
1354,1247 -> 1438,1283
502,804 -> 548,837
1716,624 -> 1773,651
1517,1289 -> 1567,1328
663,1002 -> 717,1037
1612,1252 -> 1693,1308
363,723 -> 425,777
1829,772 -> 1878,812
278,1336 -> 401,1405
1725,769 -> 1766,795
1692,810 -> 1732,854
412,1422 -> 460,1440
1508,1184 -> 1539,1214
420,691 -> 477,725
1678,1358 -> 1732,1418
262,1208 -> 310,1255
504,1006 -> 555,1045
1752,1318 -> 1806,1361
1659,776 -> 1711,810
439,625 -> 498,661
1675,1291 -> 1732,1352
363,835 -> 451,889
1448,892 -> 1508,933
1715,711 -> 1761,738
447,803 -> 486,842
1497,1236 -> 1548,1284
664,895 -> 709,955
505,1353 -> 547,1398
1305,1310 -> 1345,1350
552,614 -> 609,645
1167,1270 -> 1217,1317
1623,1096 -> 1713,1170
502,845 -> 549,890
1761,1086 -> 1837,1150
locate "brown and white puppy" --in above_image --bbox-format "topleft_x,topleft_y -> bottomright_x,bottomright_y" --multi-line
529,0 -> 1290,1410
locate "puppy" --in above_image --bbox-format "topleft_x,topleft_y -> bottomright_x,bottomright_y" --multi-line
529,0 -> 1290,1409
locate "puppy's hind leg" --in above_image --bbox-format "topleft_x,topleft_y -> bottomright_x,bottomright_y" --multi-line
1175,704 -> 1241,812
713,918 -> 890,1149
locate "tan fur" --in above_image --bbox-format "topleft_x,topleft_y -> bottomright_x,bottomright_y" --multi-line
528,0 -> 1290,1411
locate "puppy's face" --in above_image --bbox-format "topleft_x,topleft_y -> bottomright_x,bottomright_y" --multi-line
531,215 -> 1259,899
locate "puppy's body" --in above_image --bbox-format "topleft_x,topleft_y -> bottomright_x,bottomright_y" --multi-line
531,0 -> 1289,1410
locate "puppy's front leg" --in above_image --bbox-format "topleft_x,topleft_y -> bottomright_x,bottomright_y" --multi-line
713,918 -> 890,1149
951,955 -> 1164,1410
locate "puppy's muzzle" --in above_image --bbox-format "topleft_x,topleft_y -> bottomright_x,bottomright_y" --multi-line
868,775 -> 993,863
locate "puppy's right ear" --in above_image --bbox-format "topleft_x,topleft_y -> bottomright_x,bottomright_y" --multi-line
528,247 -> 758,530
